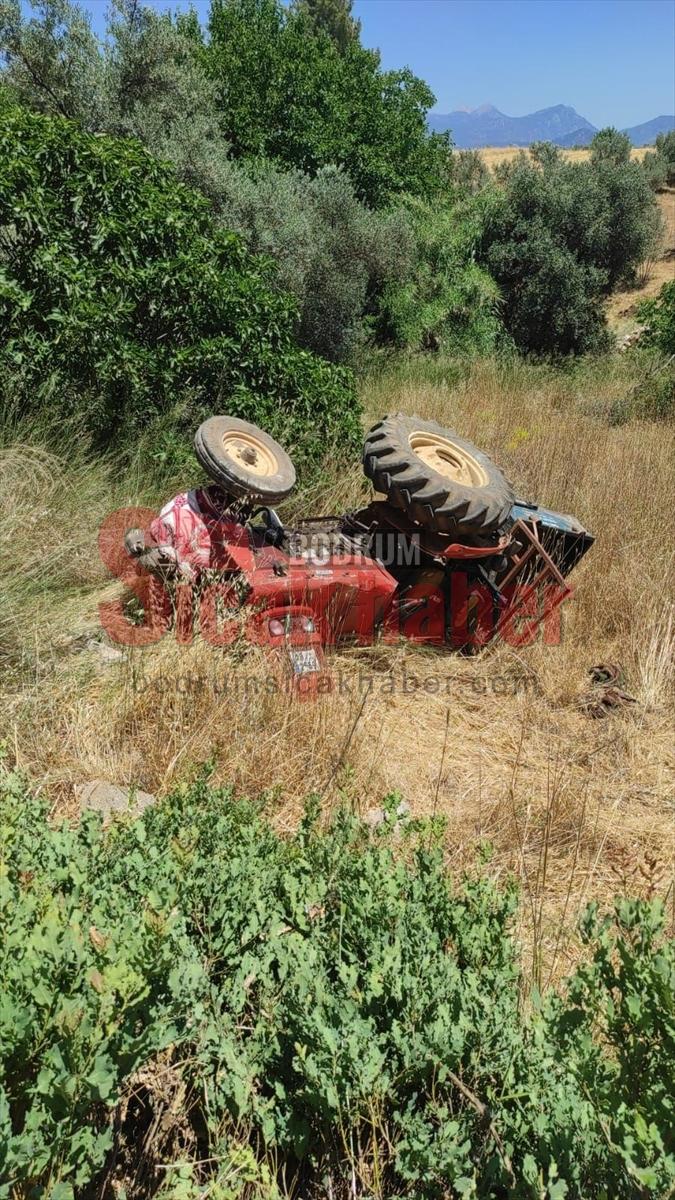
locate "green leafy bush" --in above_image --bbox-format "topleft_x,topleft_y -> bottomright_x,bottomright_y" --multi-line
214,161 -> 414,362
631,282 -> 675,418
0,99 -> 361,460
378,196 -> 506,356
1,762 -> 673,1198
642,131 -> 675,191
638,280 -> 675,355
477,140 -> 661,354
448,149 -> 491,197
589,126 -> 633,166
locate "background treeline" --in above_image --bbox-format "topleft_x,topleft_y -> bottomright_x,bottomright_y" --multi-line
0,0 -> 673,459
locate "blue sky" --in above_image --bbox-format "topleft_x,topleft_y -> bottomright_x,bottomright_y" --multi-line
53,0 -> 675,128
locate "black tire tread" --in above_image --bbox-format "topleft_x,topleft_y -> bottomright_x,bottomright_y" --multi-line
194,416 -> 296,504
363,413 -> 514,538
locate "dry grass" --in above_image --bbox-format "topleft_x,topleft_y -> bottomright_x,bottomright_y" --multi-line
359,357 -> 675,971
1,355 -> 674,985
475,144 -> 651,169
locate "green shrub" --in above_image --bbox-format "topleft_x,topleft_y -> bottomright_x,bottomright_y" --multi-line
214,160 -> 414,362
0,100 -> 361,461
584,147 -> 663,290
1,2 -> 417,367
448,149 -> 490,197
377,196 -> 506,356
477,142 -> 661,354
589,126 -> 632,166
630,282 -> 675,419
477,185 -> 609,356
0,2 -> 418,367
642,131 -> 675,191
638,280 -> 675,355
1,762 -> 673,1198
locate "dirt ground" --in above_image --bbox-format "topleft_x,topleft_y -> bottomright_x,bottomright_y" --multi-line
605,189 -> 675,334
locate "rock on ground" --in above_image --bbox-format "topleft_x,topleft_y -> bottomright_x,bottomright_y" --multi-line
363,800 -> 410,829
76,779 -> 155,819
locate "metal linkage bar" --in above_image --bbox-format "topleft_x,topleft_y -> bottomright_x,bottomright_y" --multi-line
495,518 -> 572,639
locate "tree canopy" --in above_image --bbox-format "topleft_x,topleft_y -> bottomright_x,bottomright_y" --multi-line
0,98 -> 361,458
204,0 -> 450,206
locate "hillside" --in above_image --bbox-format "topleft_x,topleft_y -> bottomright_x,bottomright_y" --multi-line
428,102 -> 595,146
623,114 -> 675,145
555,126 -> 596,147
431,103 -> 675,147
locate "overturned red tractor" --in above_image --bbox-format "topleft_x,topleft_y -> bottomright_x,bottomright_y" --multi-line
121,415 -> 593,691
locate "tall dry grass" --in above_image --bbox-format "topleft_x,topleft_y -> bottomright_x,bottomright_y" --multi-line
1,354 -> 673,983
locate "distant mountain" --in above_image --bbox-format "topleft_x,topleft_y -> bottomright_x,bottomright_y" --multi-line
555,127 -> 596,148
428,104 -> 596,147
429,104 -> 675,149
622,115 -> 675,145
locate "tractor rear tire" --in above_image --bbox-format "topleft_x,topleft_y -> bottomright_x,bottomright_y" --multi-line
194,416 -> 296,504
363,414 -> 514,539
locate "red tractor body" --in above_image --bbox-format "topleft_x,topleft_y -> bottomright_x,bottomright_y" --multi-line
118,416 -> 594,690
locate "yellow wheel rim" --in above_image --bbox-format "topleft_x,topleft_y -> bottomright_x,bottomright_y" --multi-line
220,431 -> 278,478
409,431 -> 488,488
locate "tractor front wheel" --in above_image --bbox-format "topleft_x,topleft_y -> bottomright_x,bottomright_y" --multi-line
194,416 -> 296,504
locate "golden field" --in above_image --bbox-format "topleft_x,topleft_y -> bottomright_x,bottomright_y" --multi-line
475,144 -> 651,168
1,354 -> 673,988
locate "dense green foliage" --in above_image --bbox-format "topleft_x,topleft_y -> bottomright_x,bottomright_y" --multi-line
0,0 -> 447,211
378,196 -> 505,355
0,0 -> 106,125
0,0 -> 448,364
638,280 -> 675,355
204,0 -> 450,208
642,131 -> 675,191
0,100 -> 360,459
214,161 -> 413,362
589,126 -> 633,166
293,0 -> 361,51
0,0 -> 233,203
477,136 -> 661,354
1,764 -> 673,1198
1,2 -> 667,365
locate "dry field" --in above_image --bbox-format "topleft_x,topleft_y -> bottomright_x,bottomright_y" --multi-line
1,356 -> 673,987
475,144 -> 651,169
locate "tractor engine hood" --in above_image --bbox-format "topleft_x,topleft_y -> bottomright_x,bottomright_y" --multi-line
510,501 -> 594,577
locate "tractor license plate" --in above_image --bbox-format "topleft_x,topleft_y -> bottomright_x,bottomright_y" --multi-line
288,648 -> 320,675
